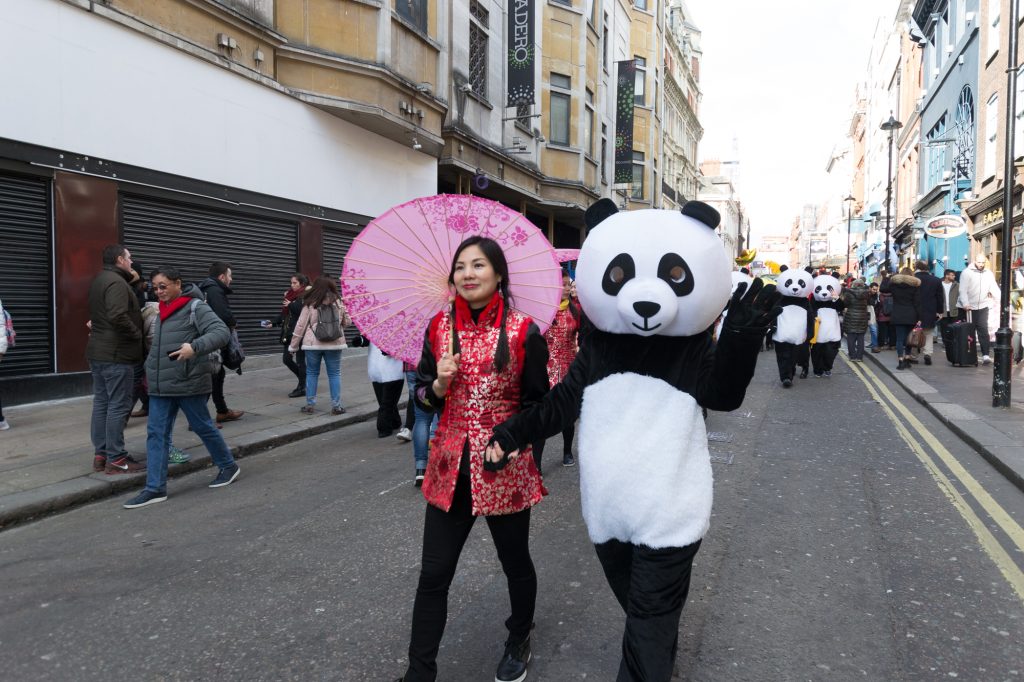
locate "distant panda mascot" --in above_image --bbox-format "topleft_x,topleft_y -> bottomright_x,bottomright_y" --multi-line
489,199 -> 781,681
773,265 -> 815,387
810,272 -> 843,377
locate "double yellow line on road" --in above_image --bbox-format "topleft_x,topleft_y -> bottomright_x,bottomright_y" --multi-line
844,355 -> 1024,603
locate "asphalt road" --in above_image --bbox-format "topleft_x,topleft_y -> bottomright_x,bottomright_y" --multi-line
2,351 -> 1024,681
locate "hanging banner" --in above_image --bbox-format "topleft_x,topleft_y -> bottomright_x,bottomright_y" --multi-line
507,0 -> 535,105
925,214 -> 967,239
614,60 -> 637,185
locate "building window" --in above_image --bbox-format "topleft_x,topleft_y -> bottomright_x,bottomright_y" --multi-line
989,0 -> 1000,59
584,89 -> 595,156
550,73 -> 572,146
469,1 -> 489,100
551,0 -> 572,5
1016,66 -> 1024,159
632,151 -> 645,199
396,0 -> 427,33
985,93 -> 999,178
601,123 -> 608,183
635,56 -> 647,106
516,102 -> 531,128
635,0 -> 648,10
926,116 -> 947,188
602,13 -> 610,71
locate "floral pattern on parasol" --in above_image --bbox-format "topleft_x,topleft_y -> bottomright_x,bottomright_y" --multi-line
340,194 -> 563,365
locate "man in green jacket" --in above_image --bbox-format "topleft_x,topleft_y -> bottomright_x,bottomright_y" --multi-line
123,265 -> 240,509
87,245 -> 144,474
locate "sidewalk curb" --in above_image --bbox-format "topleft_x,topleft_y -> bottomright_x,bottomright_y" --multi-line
861,352 -> 1024,494
0,401 -> 400,531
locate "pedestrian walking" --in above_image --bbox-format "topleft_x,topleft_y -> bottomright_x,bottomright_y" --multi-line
288,276 -> 351,415
0,296 -> 12,431
122,266 -> 239,509
129,266 -> 154,419
957,255 -> 1001,364
938,268 -> 961,348
913,260 -> 945,365
269,273 -> 309,398
868,282 -> 880,352
87,245 -> 145,474
882,267 -> 922,370
368,342 -> 405,438
876,278 -> 894,349
402,360 -> 438,487
841,278 -> 871,360
199,261 -> 245,423
396,236 -> 549,682
543,269 -> 580,466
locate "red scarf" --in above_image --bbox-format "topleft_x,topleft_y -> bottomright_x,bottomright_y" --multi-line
453,291 -> 503,331
159,296 -> 192,321
282,286 -> 305,316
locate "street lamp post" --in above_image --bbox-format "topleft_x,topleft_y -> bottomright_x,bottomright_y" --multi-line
881,114 -> 903,275
845,194 -> 856,275
993,0 -> 1020,408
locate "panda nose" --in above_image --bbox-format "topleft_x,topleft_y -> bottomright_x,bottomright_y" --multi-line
633,301 -> 661,318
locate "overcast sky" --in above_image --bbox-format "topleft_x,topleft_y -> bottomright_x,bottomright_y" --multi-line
691,0 -> 899,241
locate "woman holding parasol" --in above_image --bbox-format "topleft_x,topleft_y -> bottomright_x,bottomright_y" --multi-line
396,235 -> 550,682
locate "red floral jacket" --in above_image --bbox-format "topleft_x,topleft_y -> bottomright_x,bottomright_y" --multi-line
544,302 -> 579,387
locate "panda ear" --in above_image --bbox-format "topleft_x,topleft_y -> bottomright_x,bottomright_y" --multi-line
779,265 -> 789,272
681,201 -> 720,229
804,266 -> 814,274
585,198 -> 619,229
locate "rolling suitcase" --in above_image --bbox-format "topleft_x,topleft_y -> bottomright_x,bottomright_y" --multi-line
945,313 -> 978,367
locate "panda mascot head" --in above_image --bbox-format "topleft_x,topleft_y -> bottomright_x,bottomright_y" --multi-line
777,265 -> 814,300
577,199 -> 732,336
730,270 -> 754,296
812,273 -> 840,302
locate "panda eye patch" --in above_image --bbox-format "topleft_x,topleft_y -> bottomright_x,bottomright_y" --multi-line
602,253 -> 635,295
657,253 -> 694,296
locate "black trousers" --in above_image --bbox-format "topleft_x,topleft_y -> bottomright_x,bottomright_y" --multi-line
282,346 -> 305,388
405,475 -> 536,681
594,539 -> 702,682
965,307 -> 992,355
562,422 -> 575,454
811,341 -> 840,374
774,341 -> 808,381
211,366 -> 229,414
372,379 -> 404,435
131,362 -> 148,411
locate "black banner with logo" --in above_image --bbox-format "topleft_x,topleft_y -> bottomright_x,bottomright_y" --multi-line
507,0 -> 535,105
614,60 -> 636,184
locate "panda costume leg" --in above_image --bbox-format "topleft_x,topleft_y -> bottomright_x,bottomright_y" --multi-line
823,340 -> 841,373
795,342 -> 810,379
594,539 -> 702,682
810,342 -> 825,376
774,341 -> 797,383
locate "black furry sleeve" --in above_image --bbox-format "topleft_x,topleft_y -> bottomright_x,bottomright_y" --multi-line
696,327 -> 764,412
413,327 -> 444,413
520,323 -> 550,411
493,339 -> 588,453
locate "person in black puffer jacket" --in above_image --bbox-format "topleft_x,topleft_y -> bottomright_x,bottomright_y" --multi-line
123,265 -> 240,509
199,262 -> 244,423
881,267 -> 922,370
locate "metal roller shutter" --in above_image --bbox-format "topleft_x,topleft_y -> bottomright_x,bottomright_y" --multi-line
0,173 -> 53,377
121,194 -> 297,355
322,224 -> 362,345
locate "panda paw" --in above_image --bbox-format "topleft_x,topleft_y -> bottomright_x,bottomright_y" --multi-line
723,279 -> 783,333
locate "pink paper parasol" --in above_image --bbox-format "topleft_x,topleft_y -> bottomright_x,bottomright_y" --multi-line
555,248 -> 580,263
340,194 -> 563,365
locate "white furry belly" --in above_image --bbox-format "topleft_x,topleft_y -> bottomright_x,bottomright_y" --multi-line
817,309 -> 841,342
774,305 -> 808,344
578,373 -> 713,549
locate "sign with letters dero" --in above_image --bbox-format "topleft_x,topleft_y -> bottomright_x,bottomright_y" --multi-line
507,0 -> 535,105
614,60 -> 637,185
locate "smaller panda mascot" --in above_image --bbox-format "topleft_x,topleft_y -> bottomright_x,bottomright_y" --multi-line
773,265 -> 815,387
714,270 -> 754,341
810,272 -> 843,377
486,199 -> 781,681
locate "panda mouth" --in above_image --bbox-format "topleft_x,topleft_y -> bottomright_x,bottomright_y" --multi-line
632,320 -> 662,332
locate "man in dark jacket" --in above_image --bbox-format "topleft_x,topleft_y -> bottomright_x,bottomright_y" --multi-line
123,265 -> 240,509
199,261 -> 244,423
87,245 -> 145,474
914,260 -> 945,365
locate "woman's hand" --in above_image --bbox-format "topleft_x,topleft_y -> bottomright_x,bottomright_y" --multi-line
434,352 -> 460,395
485,440 -> 519,468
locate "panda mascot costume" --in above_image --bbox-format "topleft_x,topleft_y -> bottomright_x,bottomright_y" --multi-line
810,273 -> 843,377
773,265 -> 815,387
488,199 -> 781,681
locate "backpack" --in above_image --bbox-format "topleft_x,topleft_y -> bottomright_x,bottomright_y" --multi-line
313,303 -> 343,342
2,308 -> 15,349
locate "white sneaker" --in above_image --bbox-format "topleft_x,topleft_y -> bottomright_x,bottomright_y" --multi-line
396,427 -> 412,442
0,419 -> 8,431
983,355 -> 992,365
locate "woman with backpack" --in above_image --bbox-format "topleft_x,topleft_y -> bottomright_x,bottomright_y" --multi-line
0,297 -> 12,431
288,276 -> 351,415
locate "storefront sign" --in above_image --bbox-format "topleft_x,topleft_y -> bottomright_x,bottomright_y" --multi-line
613,60 -> 636,185
507,0 -> 535,105
981,207 -> 1004,232
925,215 -> 967,239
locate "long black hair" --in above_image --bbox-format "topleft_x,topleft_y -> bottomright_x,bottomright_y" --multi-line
448,236 -> 513,373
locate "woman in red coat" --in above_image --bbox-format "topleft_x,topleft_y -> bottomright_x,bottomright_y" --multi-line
398,236 -> 549,682
542,269 -> 580,467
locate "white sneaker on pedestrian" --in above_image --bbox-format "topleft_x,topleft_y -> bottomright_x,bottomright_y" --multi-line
983,355 -> 992,365
0,419 -> 8,431
396,427 -> 412,442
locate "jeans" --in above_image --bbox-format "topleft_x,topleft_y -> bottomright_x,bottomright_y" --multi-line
305,349 -> 342,408
282,345 -> 305,388
145,394 -> 235,494
404,475 -> 536,682
406,371 -> 438,469
869,323 -> 878,349
894,323 -> 914,357
89,360 -> 134,457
